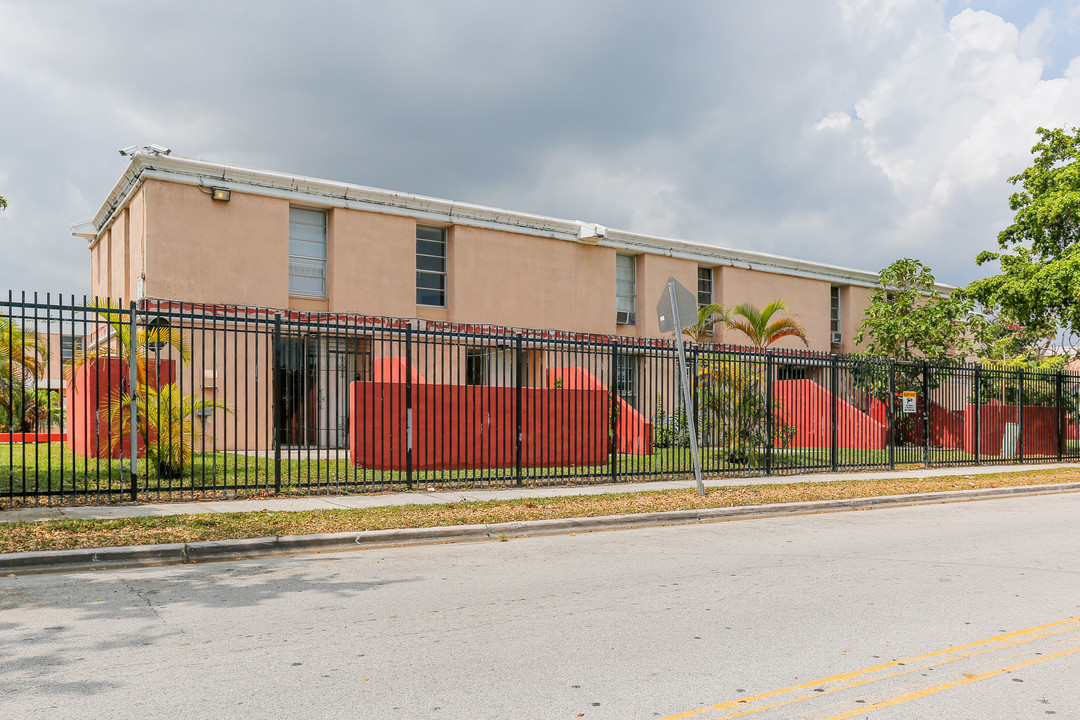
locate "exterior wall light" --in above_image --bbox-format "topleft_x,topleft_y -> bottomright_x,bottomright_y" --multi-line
211,187 -> 231,202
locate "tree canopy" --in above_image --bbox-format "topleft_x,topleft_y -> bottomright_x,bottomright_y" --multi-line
965,126 -> 1080,341
854,258 -> 978,361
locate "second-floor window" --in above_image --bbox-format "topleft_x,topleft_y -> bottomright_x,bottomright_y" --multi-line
616,254 -> 636,324
417,226 -> 447,307
830,286 -> 841,334
289,207 -> 328,298
698,267 -> 714,308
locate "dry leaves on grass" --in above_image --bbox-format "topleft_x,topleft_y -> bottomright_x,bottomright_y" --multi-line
2,468 -> 1078,554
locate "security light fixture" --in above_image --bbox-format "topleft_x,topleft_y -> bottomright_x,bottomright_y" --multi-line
119,144 -> 172,157
211,187 -> 231,202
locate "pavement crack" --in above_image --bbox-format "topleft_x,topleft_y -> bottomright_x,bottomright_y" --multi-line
118,578 -> 176,632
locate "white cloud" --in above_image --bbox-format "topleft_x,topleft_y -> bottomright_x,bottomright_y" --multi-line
815,111 -> 852,131
1019,8 -> 1055,60
2,0 -> 1080,295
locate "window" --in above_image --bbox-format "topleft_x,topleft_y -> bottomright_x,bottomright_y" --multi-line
289,208 -> 327,298
417,226 -> 447,307
777,364 -> 808,381
698,267 -> 714,309
465,346 -> 522,386
465,347 -> 489,386
830,286 -> 841,334
616,254 -> 636,324
60,335 -> 83,369
615,353 -> 638,409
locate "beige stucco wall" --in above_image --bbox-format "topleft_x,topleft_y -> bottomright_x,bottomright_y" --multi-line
447,225 -> 614,332
718,266 -> 832,352
840,285 -> 873,354
140,180 -> 290,307
328,209 -> 415,316
86,176 -> 881,348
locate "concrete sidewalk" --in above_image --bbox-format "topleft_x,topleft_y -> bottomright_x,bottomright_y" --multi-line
2,462 -> 1074,524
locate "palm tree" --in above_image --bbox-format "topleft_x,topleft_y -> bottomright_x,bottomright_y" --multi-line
0,312 -> 49,428
101,382 -> 227,478
682,303 -> 730,343
67,300 -> 190,389
67,300 -> 227,476
727,300 -> 808,349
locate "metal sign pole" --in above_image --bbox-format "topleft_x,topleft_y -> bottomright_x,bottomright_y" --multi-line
668,283 -> 706,496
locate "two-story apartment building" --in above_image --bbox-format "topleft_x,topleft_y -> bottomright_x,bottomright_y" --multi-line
67,149 -> 937,454
73,149 -> 894,352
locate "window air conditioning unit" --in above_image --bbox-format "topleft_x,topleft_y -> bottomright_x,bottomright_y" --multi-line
830,331 -> 843,346
616,310 -> 636,326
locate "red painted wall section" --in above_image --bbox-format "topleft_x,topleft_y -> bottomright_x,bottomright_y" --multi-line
772,379 -> 887,449
906,400 -> 964,449
962,403 -> 1064,457
869,398 -> 889,428
545,367 -> 652,454
64,357 -> 176,458
0,432 -> 65,443
349,381 -> 610,470
371,357 -> 427,384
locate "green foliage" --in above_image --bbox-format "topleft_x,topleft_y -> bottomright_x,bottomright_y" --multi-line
0,194 -> 6,210
973,356 -> 1080,416
697,359 -> 794,465
978,316 -> 1057,364
855,258 -> 979,362
966,127 -> 1080,339
101,383 -> 228,478
1,388 -> 63,433
652,394 -> 691,449
68,300 -> 191,387
681,303 -> 729,343
1,312 -> 50,428
727,300 -> 808,349
69,302 -> 230,479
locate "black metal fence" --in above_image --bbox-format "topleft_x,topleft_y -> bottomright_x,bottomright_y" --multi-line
2,292 -> 1078,505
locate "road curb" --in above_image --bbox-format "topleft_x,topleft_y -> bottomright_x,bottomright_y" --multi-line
5,481 -> 1080,574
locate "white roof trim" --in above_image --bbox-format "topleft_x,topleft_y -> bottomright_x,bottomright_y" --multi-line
76,152 -> 953,292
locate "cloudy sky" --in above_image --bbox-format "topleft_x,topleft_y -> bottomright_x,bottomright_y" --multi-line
1,0 -> 1079,297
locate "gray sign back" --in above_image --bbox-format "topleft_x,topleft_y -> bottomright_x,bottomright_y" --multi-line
656,277 -> 698,333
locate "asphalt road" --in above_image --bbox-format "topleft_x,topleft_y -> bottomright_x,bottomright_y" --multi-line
3,493 -> 1080,719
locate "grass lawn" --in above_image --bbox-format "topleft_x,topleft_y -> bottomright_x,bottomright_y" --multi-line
3,441 -> 1076,504
2,466 -> 1079,554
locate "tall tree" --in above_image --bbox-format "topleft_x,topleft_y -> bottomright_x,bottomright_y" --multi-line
966,126 -> 1080,340
854,258 -> 978,361
726,300 -> 808,349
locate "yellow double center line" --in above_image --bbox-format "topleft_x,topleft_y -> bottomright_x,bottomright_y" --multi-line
661,615 -> 1080,719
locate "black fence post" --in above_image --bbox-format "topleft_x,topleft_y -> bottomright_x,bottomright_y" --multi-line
691,344 -> 700,455
515,333 -> 524,487
1017,368 -> 1025,464
830,355 -> 839,473
1057,370 -> 1064,463
405,322 -> 414,490
610,339 -> 618,484
765,352 -> 774,476
887,360 -> 895,471
974,364 -> 981,465
128,300 -> 139,501
272,313 -> 282,494
922,361 -> 930,468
